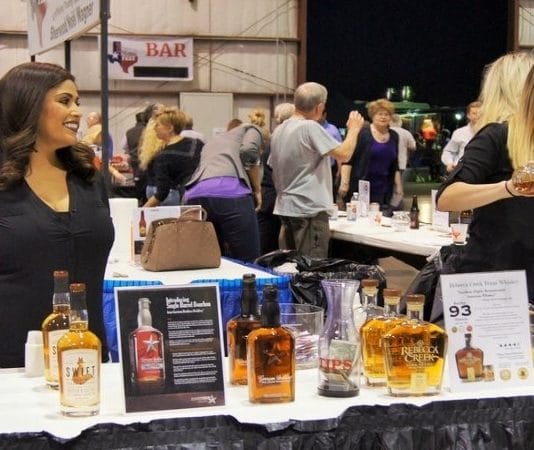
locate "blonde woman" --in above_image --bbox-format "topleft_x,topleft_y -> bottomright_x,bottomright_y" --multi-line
437,57 -> 534,300
143,107 -> 203,207
248,108 -> 270,143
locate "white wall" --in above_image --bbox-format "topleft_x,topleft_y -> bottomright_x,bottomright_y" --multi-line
0,0 -> 299,147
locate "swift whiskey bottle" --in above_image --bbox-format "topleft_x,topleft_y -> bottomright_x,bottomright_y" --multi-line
361,288 -> 404,387
42,270 -> 70,389
227,274 -> 261,385
383,294 -> 447,396
455,333 -> 484,382
409,195 -> 420,229
247,285 -> 295,403
129,297 -> 166,394
57,283 -> 101,416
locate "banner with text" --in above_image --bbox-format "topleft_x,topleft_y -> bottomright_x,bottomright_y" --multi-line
106,36 -> 194,81
27,0 -> 99,56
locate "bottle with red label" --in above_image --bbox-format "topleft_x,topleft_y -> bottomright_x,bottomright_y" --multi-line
129,297 -> 166,394
317,279 -> 361,397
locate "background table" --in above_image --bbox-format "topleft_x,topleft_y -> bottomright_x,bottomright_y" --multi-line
103,258 -> 292,361
329,216 -> 453,269
3,364 -> 534,449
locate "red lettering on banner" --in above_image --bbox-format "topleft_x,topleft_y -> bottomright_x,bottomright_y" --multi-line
145,43 -> 187,58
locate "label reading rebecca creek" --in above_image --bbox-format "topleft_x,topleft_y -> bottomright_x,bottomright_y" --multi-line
60,349 -> 99,405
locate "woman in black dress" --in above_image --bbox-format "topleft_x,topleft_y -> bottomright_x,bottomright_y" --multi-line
0,62 -> 114,368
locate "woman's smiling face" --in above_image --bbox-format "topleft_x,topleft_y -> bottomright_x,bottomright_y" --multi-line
36,79 -> 81,151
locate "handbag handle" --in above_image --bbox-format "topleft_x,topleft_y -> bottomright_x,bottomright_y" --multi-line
177,207 -> 208,222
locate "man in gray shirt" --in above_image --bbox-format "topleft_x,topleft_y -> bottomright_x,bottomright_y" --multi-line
268,82 -> 364,257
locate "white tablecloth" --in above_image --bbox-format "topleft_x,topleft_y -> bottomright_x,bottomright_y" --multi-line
2,363 -> 533,440
329,217 -> 453,257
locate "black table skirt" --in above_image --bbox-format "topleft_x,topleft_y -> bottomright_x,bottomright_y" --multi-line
4,395 -> 534,449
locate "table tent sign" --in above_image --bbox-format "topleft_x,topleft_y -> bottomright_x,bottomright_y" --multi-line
114,284 -> 225,413
441,270 -> 534,392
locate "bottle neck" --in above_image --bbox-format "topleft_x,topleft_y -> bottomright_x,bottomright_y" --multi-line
138,307 -> 153,327
240,287 -> 259,318
53,292 -> 70,308
465,336 -> 472,348
406,306 -> 423,321
69,291 -> 89,330
384,300 -> 400,316
261,300 -> 280,327
362,288 -> 378,307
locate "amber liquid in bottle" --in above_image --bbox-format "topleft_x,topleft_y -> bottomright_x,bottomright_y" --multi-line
361,288 -> 404,387
57,283 -> 101,417
129,297 -> 166,394
139,210 -> 147,237
247,285 -> 295,403
227,274 -> 261,385
355,278 -> 384,333
455,333 -> 484,381
42,270 -> 70,389
383,294 -> 447,396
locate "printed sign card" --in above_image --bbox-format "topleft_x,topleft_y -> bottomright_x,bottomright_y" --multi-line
131,205 -> 202,262
358,180 -> 370,217
441,270 -> 534,392
115,284 -> 225,413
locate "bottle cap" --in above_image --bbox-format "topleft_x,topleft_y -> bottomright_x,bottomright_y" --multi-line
406,294 -> 425,305
361,279 -> 379,288
383,288 -> 402,304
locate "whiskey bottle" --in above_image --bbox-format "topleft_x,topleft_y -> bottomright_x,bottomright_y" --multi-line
247,285 -> 295,403
455,333 -> 484,382
361,288 -> 404,387
129,297 -> 166,394
227,274 -> 261,385
409,195 -> 419,229
42,270 -> 70,389
382,294 -> 447,396
139,210 -> 147,237
57,283 -> 101,416
355,278 -> 384,333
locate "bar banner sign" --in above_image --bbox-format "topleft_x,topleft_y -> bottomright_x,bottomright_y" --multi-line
106,35 -> 193,81
27,0 -> 100,56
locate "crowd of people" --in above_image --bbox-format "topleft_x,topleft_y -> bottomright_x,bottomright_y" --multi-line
2,48 -> 534,368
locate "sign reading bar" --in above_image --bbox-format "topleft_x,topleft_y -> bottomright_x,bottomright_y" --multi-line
106,36 -> 194,81
27,0 -> 100,56
441,270 -> 534,392
115,284 -> 225,413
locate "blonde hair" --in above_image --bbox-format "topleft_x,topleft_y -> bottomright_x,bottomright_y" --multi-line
367,98 -> 395,118
248,108 -> 266,128
508,65 -> 534,169
274,102 -> 295,124
139,118 -> 164,170
477,51 -> 534,131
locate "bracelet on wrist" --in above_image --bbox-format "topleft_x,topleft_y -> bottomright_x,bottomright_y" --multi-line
504,180 -> 517,197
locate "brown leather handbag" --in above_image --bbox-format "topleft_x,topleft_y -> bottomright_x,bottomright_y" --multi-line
140,208 -> 221,271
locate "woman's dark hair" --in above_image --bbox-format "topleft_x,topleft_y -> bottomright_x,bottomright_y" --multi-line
0,62 -> 96,190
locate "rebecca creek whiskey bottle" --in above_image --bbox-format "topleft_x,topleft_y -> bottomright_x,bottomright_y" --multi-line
383,294 -> 447,396
57,283 -> 101,416
129,297 -> 166,394
247,285 -> 295,403
455,333 -> 484,382
42,270 -> 70,389
227,274 -> 261,385
361,288 -> 404,387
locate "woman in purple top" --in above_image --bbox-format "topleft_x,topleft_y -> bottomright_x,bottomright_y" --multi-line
184,122 -> 263,262
338,99 -> 402,209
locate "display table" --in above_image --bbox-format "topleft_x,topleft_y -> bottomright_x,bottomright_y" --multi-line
103,258 -> 292,361
329,217 -> 452,257
3,364 -> 534,448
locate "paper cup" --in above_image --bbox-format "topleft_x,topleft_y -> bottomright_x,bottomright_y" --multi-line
451,223 -> 468,244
